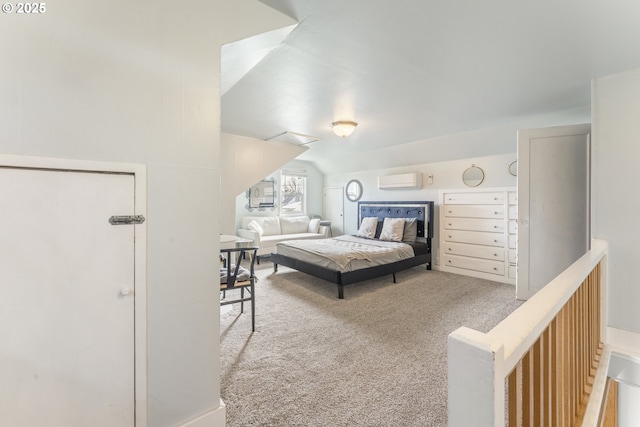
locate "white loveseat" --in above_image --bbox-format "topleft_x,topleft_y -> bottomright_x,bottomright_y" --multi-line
237,215 -> 329,260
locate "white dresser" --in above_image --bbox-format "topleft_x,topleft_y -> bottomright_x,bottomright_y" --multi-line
440,188 -> 517,285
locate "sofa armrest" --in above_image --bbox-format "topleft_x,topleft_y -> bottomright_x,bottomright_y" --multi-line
318,225 -> 330,238
237,228 -> 261,244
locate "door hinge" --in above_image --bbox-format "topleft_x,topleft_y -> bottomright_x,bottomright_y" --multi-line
109,215 -> 146,225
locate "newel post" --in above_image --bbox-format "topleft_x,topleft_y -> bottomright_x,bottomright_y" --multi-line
448,327 -> 505,427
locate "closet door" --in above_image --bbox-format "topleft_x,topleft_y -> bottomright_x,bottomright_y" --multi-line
0,167 -> 137,426
517,123 -> 591,300
324,186 -> 344,235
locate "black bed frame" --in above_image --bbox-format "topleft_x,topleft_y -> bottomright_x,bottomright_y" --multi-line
271,201 -> 434,299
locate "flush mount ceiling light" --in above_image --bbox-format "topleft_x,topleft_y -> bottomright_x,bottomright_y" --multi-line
331,121 -> 358,138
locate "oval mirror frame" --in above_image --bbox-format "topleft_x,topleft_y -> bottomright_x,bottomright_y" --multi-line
345,179 -> 363,202
509,160 -> 518,177
462,165 -> 485,187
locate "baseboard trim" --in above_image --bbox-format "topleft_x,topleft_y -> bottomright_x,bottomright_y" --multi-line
607,327 -> 640,356
178,399 -> 226,427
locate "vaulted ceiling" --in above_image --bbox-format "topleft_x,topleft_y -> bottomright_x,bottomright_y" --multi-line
221,0 -> 640,174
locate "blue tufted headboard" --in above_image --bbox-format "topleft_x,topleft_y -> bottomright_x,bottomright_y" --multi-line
357,201 -> 434,240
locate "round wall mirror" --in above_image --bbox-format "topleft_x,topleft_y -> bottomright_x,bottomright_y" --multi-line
509,160 -> 518,176
345,179 -> 363,202
462,165 -> 485,187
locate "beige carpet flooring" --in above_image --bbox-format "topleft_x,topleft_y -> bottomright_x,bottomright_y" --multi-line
220,263 -> 522,427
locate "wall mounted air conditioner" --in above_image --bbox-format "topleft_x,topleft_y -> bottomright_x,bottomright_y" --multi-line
378,172 -> 422,189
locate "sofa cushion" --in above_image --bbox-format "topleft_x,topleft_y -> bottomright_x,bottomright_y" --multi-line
241,216 -> 259,229
280,216 -> 310,235
241,216 -> 281,236
246,219 -> 264,236
308,218 -> 320,233
260,216 -> 281,236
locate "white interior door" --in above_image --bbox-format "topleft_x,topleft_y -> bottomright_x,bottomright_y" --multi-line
517,123 -> 591,300
0,167 -> 137,426
323,187 -> 344,236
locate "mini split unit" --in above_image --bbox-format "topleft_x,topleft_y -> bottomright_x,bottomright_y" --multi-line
377,172 -> 422,189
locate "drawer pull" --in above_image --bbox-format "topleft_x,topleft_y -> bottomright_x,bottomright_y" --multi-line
448,260 -> 452,263
494,240 -> 498,242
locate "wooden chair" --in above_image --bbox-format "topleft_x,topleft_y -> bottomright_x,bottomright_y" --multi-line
220,247 -> 258,331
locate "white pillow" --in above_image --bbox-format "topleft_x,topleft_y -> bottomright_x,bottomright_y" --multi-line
260,217 -> 281,236
308,218 -> 320,233
402,217 -> 418,242
246,219 -> 264,236
379,218 -> 405,242
280,216 -> 309,234
356,217 -> 378,239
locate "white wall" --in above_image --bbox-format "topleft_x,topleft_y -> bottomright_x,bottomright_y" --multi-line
619,383 -> 640,427
0,1 -> 294,426
593,67 -> 640,334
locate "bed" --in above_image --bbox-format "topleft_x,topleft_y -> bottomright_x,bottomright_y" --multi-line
271,201 -> 434,298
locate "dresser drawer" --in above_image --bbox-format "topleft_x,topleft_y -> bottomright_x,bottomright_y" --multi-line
508,192 -> 517,205
509,220 -> 517,234
444,217 -> 504,233
508,205 -> 518,219
444,242 -> 505,261
508,265 -> 517,279
443,255 -> 505,276
443,192 -> 505,205
509,234 -> 517,249
443,230 -> 505,247
443,205 -> 505,219
509,248 -> 517,263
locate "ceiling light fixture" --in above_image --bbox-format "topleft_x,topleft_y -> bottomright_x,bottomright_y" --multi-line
331,121 -> 358,138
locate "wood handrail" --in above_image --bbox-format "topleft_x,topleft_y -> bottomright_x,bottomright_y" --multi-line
505,262 -> 603,426
448,239 -> 609,427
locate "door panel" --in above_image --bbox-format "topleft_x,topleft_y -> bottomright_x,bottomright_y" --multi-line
0,168 -> 135,426
517,124 -> 591,300
323,187 -> 344,236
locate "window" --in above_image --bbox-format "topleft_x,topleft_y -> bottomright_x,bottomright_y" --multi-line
280,170 -> 306,215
